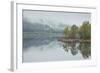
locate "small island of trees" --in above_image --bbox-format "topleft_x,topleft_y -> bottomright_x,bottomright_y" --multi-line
59,21 -> 91,43
59,21 -> 91,59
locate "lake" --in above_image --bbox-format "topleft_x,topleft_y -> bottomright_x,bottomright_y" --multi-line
22,32 -> 91,62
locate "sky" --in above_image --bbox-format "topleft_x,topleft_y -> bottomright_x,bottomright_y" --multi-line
23,10 -> 91,29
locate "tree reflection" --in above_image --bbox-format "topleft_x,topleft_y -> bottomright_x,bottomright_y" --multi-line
62,42 -> 91,59
63,42 -> 78,56
78,42 -> 91,59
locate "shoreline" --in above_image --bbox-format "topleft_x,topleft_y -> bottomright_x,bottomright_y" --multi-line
58,37 -> 91,43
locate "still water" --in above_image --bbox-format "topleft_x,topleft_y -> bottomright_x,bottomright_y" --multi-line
23,33 -> 91,62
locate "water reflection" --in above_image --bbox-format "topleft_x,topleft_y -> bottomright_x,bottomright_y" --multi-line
62,42 -> 91,59
78,42 -> 91,59
23,38 -> 91,62
23,38 -> 53,51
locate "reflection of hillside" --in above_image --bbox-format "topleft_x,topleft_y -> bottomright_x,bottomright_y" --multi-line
23,38 -> 54,51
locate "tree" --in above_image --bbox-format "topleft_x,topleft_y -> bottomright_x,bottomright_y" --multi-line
69,25 -> 79,39
63,26 -> 70,38
79,21 -> 91,40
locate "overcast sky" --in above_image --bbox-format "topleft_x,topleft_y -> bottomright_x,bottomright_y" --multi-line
23,10 -> 91,27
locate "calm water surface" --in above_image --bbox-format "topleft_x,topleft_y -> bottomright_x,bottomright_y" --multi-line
23,33 -> 91,62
